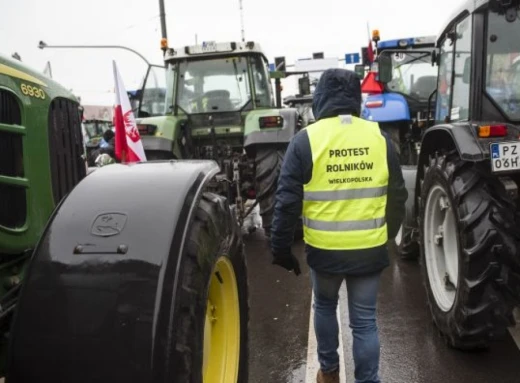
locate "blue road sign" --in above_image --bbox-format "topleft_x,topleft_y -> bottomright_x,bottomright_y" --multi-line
269,63 -> 276,71
345,53 -> 360,64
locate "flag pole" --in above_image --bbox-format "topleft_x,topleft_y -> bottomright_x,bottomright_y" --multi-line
366,21 -> 373,68
113,60 -> 125,164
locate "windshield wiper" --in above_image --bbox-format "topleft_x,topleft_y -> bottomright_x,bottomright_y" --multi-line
232,59 -> 244,101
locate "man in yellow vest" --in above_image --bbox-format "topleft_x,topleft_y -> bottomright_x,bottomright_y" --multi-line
270,68 -> 407,383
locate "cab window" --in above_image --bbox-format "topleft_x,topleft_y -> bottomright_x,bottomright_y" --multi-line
451,15 -> 472,121
435,37 -> 454,123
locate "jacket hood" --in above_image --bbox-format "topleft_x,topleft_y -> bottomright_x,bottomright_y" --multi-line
312,68 -> 362,121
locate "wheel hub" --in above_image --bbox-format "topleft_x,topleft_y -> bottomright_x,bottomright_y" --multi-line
203,257 -> 240,383
424,184 -> 460,312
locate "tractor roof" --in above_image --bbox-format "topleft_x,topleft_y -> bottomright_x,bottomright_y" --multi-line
164,41 -> 267,62
0,52 -> 77,100
436,0 -> 490,45
378,36 -> 436,50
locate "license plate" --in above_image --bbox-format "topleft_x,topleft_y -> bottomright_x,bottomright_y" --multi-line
490,141 -> 520,172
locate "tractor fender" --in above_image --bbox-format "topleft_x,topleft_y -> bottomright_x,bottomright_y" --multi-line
361,93 -> 410,123
141,135 -> 174,152
7,160 -> 220,382
419,123 -> 486,163
414,124 -> 479,214
402,165 -> 417,211
417,122 -> 520,193
244,108 -> 298,147
401,165 -> 418,229
416,124 -> 478,199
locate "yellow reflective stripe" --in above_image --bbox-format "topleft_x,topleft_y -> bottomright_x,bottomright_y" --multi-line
0,64 -> 47,87
304,225 -> 388,250
303,216 -> 385,231
303,186 -> 387,201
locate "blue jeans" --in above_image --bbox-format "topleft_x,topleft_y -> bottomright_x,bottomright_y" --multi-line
311,269 -> 381,383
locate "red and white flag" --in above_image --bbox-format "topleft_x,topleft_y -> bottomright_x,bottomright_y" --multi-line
113,61 -> 147,163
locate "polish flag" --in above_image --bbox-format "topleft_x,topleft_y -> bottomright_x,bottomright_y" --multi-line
112,61 -> 147,163
367,40 -> 375,64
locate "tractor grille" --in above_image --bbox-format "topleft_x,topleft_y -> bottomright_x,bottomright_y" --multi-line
0,184 -> 26,228
48,98 -> 86,204
0,89 -> 26,228
0,131 -> 23,177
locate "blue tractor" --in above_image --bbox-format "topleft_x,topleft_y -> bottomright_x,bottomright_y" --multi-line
361,35 -> 438,165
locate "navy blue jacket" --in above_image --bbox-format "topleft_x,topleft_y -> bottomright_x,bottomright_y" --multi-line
270,69 -> 408,275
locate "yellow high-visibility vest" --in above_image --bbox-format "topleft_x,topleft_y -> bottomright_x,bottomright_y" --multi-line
303,115 -> 389,250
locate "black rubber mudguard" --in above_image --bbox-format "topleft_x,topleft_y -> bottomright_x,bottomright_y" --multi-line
421,122 -> 520,162
6,160 -> 219,383
401,165 -> 417,225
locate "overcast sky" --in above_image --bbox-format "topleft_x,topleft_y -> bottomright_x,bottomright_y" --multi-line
1,0 -> 464,105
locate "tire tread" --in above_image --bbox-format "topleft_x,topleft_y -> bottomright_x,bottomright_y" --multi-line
170,192 -> 249,382
419,151 -> 517,350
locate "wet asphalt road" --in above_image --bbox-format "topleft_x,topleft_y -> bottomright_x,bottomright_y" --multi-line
246,229 -> 311,383
246,231 -> 520,383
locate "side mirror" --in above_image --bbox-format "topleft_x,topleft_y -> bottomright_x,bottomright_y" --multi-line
431,49 -> 439,66
298,76 -> 311,95
462,56 -> 471,84
354,65 -> 365,79
378,54 -> 393,83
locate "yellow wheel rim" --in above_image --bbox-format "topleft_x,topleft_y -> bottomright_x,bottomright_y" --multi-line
203,256 -> 240,383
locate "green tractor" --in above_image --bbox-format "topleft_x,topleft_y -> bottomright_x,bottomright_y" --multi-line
0,52 -> 87,374
0,53 -> 248,382
133,41 -> 301,234
81,118 -> 114,166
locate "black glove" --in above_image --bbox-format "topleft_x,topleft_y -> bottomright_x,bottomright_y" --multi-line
272,249 -> 301,276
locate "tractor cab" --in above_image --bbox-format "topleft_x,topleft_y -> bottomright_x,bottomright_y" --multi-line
362,35 -> 438,98
475,2 -> 520,125
129,64 -> 170,119
82,119 -> 112,143
361,34 -> 438,164
133,40 -> 300,234
135,42 -> 274,121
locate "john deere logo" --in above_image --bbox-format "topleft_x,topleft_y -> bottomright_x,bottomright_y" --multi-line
91,213 -> 127,237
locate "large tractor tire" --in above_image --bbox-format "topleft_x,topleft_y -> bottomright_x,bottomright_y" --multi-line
380,124 -> 401,161
395,166 -> 419,260
395,198 -> 419,260
7,161 -> 249,383
419,151 -> 516,350
255,147 -> 303,239
255,147 -> 284,236
381,123 -> 417,165
174,192 -> 249,383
